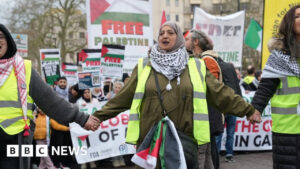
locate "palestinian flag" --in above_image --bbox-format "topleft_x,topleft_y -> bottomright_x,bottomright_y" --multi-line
40,50 -> 60,62
77,135 -> 90,148
62,63 -> 77,72
132,117 -> 187,169
89,0 -> 150,26
62,63 -> 78,75
101,44 -> 125,61
79,50 -> 88,62
79,49 -> 102,63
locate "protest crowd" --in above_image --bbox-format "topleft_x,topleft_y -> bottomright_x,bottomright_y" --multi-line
0,1 -> 299,169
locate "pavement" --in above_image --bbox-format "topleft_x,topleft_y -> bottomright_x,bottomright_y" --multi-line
219,151 -> 272,169
94,151 -> 273,169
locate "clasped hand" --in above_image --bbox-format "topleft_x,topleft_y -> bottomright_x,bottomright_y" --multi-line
247,110 -> 262,124
84,115 -> 100,131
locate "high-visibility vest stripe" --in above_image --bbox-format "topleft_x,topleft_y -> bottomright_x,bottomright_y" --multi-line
271,107 -> 297,115
0,116 -> 24,128
0,101 -> 33,109
133,92 -> 144,99
193,114 -> 209,121
276,78 -> 300,95
193,91 -> 206,99
129,114 -> 139,121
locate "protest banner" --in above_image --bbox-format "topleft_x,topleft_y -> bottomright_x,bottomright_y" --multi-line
86,0 -> 153,74
101,44 -> 125,79
12,33 -> 28,57
61,63 -> 78,87
220,90 -> 272,151
78,100 -> 103,115
78,71 -> 101,89
193,8 -> 245,67
70,101 -> 136,164
40,49 -> 61,85
123,46 -> 148,74
79,49 -> 102,72
262,0 -> 300,68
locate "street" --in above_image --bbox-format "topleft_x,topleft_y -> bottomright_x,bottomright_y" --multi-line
220,151 -> 272,169
95,151 -> 272,169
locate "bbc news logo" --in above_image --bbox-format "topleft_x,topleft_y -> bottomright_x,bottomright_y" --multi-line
7,145 -> 88,157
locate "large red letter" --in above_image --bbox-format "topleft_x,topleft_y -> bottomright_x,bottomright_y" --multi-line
125,22 -> 135,34
102,20 -> 113,34
113,21 -> 125,34
135,22 -> 143,35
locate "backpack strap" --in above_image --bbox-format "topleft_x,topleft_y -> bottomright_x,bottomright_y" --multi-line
201,53 -> 223,83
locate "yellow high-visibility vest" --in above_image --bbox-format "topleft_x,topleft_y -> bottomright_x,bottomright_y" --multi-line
243,76 -> 255,84
271,76 -> 300,134
0,60 -> 34,135
126,58 -> 210,145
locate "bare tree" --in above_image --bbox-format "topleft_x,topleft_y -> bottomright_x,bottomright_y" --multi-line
8,0 -> 87,71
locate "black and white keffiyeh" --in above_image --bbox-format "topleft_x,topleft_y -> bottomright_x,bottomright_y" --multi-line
150,44 -> 189,90
262,50 -> 300,78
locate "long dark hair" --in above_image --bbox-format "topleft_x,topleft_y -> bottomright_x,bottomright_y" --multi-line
278,5 -> 300,60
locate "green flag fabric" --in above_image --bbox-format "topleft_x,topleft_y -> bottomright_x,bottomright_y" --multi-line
244,19 -> 262,51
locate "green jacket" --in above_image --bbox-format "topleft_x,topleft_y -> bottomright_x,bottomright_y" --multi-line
94,63 -> 255,145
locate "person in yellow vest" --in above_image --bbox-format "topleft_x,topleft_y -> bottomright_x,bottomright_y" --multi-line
241,65 -> 255,90
251,5 -> 300,169
0,24 -> 100,169
93,22 -> 261,169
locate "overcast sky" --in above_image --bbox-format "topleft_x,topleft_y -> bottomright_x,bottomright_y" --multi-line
0,0 -> 15,25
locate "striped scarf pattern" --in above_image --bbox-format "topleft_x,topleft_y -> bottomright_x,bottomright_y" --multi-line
150,44 -> 189,81
262,50 -> 300,78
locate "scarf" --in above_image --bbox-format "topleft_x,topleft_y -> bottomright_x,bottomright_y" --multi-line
131,116 -> 187,169
262,50 -> 300,78
150,44 -> 189,90
0,54 -> 30,136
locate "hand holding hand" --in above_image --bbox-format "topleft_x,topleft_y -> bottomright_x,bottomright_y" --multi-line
84,115 -> 100,131
247,110 -> 262,124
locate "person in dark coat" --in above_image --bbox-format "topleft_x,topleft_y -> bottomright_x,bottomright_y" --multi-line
251,5 -> 300,169
0,24 -> 99,169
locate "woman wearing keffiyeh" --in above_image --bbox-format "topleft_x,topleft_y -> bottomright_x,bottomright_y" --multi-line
0,24 -> 100,169
94,22 -> 260,169
251,5 -> 300,169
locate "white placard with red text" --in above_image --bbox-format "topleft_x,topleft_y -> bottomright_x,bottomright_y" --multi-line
193,7 -> 245,67
86,0 -> 153,74
220,90 -> 272,151
70,101 -> 136,164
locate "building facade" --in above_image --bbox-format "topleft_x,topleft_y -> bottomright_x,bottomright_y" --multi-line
152,0 -> 263,71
